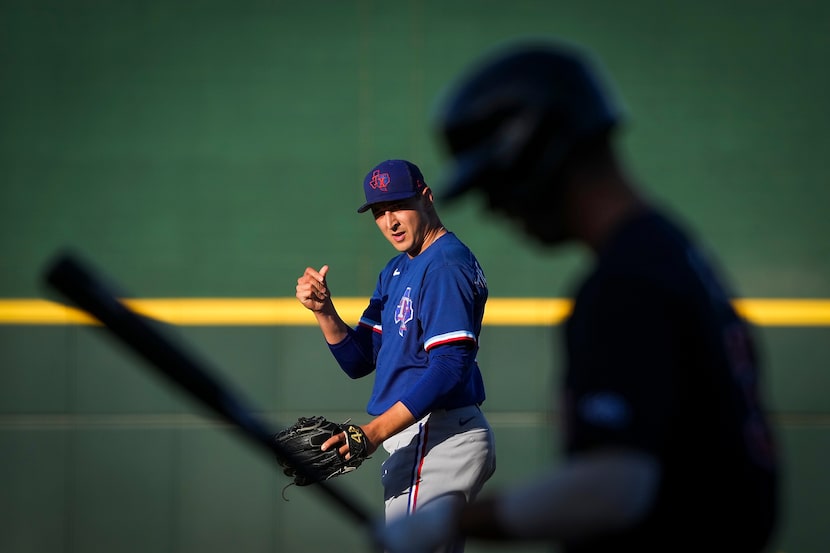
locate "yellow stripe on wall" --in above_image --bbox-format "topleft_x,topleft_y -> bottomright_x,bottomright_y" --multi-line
1,298 -> 830,326
732,299 -> 830,327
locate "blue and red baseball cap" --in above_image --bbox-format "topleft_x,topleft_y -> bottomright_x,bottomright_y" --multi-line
357,159 -> 428,213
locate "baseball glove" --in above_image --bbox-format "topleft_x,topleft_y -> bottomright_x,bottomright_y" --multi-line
273,416 -> 370,487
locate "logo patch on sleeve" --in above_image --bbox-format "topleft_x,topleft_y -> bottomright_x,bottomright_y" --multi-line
578,391 -> 631,430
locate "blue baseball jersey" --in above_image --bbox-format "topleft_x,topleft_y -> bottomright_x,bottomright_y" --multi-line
354,232 -> 488,419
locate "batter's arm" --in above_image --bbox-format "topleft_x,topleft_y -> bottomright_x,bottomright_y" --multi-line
377,447 -> 659,552
463,448 -> 659,541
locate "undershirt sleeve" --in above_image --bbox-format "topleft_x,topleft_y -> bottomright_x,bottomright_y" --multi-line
399,342 -> 475,420
328,326 -> 377,379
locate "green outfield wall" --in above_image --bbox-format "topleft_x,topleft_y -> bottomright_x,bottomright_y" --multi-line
2,2 -> 829,552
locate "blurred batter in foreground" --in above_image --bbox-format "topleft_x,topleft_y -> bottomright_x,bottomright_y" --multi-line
379,41 -> 778,553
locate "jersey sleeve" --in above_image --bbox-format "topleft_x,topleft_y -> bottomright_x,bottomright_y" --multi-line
418,262 -> 481,350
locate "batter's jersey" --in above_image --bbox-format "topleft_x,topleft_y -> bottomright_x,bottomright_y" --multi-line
563,210 -> 777,553
358,232 -> 488,419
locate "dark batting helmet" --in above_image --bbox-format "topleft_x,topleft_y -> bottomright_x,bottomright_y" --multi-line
435,41 -> 622,211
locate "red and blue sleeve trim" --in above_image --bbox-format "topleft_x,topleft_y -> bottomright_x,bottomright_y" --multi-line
424,330 -> 476,351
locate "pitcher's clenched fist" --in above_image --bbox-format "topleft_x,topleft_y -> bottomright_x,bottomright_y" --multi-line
296,265 -> 331,312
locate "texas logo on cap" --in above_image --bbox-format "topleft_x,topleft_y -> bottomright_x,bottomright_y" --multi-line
368,169 -> 390,192
357,159 -> 427,213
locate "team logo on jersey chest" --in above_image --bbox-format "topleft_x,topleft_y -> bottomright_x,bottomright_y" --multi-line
394,287 -> 414,337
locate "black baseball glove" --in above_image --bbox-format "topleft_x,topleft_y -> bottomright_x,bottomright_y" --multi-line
273,416 -> 370,487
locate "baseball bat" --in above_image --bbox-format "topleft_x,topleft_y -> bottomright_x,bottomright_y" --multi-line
43,251 -> 373,527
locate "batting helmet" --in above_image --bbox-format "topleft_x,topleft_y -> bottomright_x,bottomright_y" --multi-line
435,41 -> 622,208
